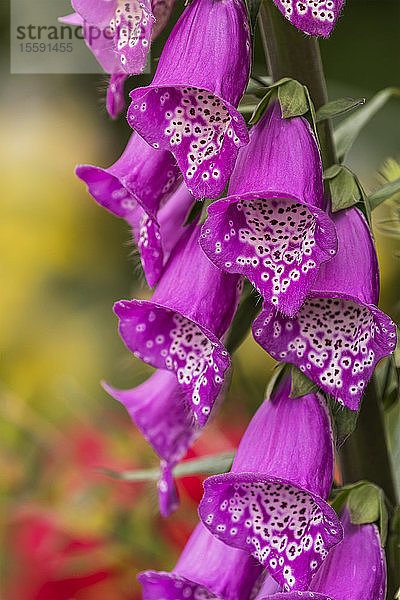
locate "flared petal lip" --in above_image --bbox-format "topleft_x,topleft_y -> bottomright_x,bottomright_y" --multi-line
199,472 -> 343,590
114,298 -> 231,427
258,593 -> 332,600
138,570 -> 212,599
75,164 -> 159,223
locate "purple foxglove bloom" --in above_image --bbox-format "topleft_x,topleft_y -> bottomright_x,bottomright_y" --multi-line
75,131 -> 181,223
199,374 -> 342,592
200,100 -> 337,317
103,369 -> 201,516
114,224 -> 242,426
106,73 -> 128,119
254,508 -> 386,600
139,521 -> 264,599
272,0 -> 344,38
252,207 -> 397,410
127,0 -> 251,199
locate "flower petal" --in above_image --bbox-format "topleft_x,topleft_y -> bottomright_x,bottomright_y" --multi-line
76,132 -> 181,221
114,225 -> 241,425
200,192 -> 337,316
151,0 -> 176,40
106,74 -> 128,118
158,460 -> 179,517
128,0 -> 251,198
272,0 -> 344,38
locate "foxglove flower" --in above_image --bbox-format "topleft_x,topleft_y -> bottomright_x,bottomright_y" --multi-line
114,224 -> 242,426
271,0 -> 344,38
127,0 -> 251,199
200,100 -> 337,316
199,374 -> 342,591
254,508 -> 386,600
253,207 -> 397,410
103,370 -> 201,516
75,131 -> 181,245
139,521 -> 264,599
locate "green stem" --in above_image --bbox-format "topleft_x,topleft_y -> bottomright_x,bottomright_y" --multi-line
258,0 -> 336,168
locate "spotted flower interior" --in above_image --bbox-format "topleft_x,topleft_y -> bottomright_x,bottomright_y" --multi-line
253,297 -> 397,410
128,86 -> 248,198
200,477 -> 342,592
115,300 -> 231,426
273,0 -> 344,37
140,571 -> 218,600
201,194 -> 336,316
109,0 -> 154,72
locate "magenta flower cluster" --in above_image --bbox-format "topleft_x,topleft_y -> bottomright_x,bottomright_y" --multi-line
73,0 -> 393,597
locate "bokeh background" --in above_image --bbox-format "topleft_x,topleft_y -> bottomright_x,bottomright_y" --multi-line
1,0 -> 400,598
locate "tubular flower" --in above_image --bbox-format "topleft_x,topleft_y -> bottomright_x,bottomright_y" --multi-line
103,370 -> 201,516
76,131 -> 181,223
252,207 -> 397,410
200,100 -> 337,316
127,0 -> 251,199
199,374 -> 342,591
139,521 -> 264,600
114,224 -> 242,427
254,508 -> 386,600
271,0 -> 344,38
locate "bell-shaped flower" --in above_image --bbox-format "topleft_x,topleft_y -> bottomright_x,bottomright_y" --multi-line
200,100 -> 337,316
253,207 -> 397,410
103,369 -> 201,516
271,0 -> 344,38
75,132 -> 181,222
114,224 -> 242,426
139,521 -> 264,599
127,0 -> 251,199
253,508 -> 386,600
199,373 -> 342,591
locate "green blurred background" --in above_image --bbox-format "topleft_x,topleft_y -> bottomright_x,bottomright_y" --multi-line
1,0 -> 400,598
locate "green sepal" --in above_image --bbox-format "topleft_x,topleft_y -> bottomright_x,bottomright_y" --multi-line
334,87 -> 400,162
184,200 -> 203,226
225,282 -> 262,354
289,365 -> 318,398
324,165 -> 373,229
98,451 -> 235,482
368,177 -> 400,211
316,97 -> 365,122
249,89 -> 275,125
277,79 -> 309,118
330,480 -> 389,546
265,362 -> 289,401
327,394 -> 361,449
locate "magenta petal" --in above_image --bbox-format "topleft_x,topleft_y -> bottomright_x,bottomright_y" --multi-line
200,192 -> 337,316
71,0 -> 114,26
137,184 -> 195,287
272,0 -> 344,38
109,0 -> 154,73
75,132 -> 181,221
151,0 -> 176,40
199,374 -> 342,591
106,74 -> 128,118
58,12 -> 83,26
128,0 -> 251,198
139,522 -> 264,599
309,508 -> 386,600
114,226 -> 241,426
200,101 -> 337,316
158,461 -> 179,517
253,208 -> 397,410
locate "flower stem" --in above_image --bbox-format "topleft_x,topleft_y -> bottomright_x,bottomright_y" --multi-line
258,0 -> 336,168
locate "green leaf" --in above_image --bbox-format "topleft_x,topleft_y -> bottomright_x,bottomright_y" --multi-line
98,452 -> 235,482
379,490 -> 389,546
184,200 -> 203,226
325,165 -> 362,212
368,177 -> 400,211
243,0 -> 262,34
289,365 -> 318,398
225,285 -> 262,354
316,97 -> 365,122
278,79 -> 309,118
327,395 -> 361,449
249,89 -> 274,125
348,482 -> 381,524
334,87 -> 400,161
